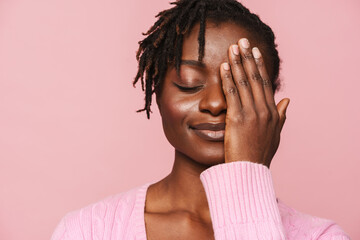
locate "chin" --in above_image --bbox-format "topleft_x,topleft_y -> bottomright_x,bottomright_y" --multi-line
190,147 -> 226,167
166,132 -> 226,167
200,156 -> 225,167
197,158 -> 224,167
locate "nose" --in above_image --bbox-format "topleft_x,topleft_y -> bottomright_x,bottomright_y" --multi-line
199,81 -> 227,116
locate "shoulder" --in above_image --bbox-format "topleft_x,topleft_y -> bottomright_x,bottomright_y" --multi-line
51,183 -> 148,240
277,199 -> 350,240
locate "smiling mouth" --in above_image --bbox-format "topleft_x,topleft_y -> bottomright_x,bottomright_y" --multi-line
190,123 -> 225,142
191,129 -> 225,142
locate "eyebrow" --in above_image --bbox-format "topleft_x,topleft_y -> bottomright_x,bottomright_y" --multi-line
180,60 -> 206,68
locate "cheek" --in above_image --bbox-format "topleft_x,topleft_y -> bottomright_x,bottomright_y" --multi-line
161,93 -> 198,130
160,97 -> 192,152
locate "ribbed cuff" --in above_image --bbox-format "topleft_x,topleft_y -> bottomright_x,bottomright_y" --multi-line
200,161 -> 282,229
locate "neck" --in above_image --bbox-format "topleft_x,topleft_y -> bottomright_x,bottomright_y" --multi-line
147,150 -> 213,223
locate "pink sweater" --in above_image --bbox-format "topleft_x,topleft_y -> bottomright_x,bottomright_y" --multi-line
51,161 -> 350,239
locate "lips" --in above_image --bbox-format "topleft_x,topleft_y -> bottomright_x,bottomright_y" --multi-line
191,123 -> 225,131
190,123 -> 225,142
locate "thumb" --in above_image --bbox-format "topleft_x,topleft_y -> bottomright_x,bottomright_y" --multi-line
277,98 -> 290,131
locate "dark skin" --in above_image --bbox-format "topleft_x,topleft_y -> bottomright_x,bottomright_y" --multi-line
144,21 -> 290,240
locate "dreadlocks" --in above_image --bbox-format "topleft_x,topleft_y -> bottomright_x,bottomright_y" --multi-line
133,0 -> 281,119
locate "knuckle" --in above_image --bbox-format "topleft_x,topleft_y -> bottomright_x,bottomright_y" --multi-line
232,58 -> 242,65
223,73 -> 232,79
255,58 -> 264,67
244,109 -> 257,122
251,72 -> 262,82
259,109 -> 272,121
262,78 -> 271,87
237,78 -> 249,87
226,86 -> 238,95
230,114 -> 244,124
243,52 -> 253,60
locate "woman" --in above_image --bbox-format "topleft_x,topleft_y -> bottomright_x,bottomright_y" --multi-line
52,0 -> 350,239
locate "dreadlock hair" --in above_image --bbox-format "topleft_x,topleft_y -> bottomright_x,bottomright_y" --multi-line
133,0 -> 281,119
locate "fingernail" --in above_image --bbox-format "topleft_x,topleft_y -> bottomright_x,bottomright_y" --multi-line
231,45 -> 239,55
240,38 -> 250,49
223,62 -> 230,70
252,47 -> 261,58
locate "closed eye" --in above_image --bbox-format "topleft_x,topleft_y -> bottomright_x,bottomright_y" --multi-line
173,82 -> 203,92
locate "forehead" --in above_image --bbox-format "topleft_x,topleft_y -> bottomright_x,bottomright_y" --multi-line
182,21 -> 260,64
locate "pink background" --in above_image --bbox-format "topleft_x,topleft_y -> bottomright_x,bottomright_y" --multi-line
1,0 -> 359,239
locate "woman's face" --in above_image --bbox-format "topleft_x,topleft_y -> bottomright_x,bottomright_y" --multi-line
156,21 -> 272,166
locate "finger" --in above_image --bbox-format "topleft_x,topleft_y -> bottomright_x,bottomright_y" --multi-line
276,98 -> 290,131
238,38 -> 267,107
228,44 -> 255,109
220,62 -> 242,116
252,47 -> 276,109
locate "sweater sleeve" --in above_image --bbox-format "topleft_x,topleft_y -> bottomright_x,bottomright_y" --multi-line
51,216 -> 67,240
200,161 -> 286,240
50,211 -> 86,240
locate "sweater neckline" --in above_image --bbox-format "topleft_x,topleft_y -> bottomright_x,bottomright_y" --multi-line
134,182 -> 152,240
132,181 -> 281,240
